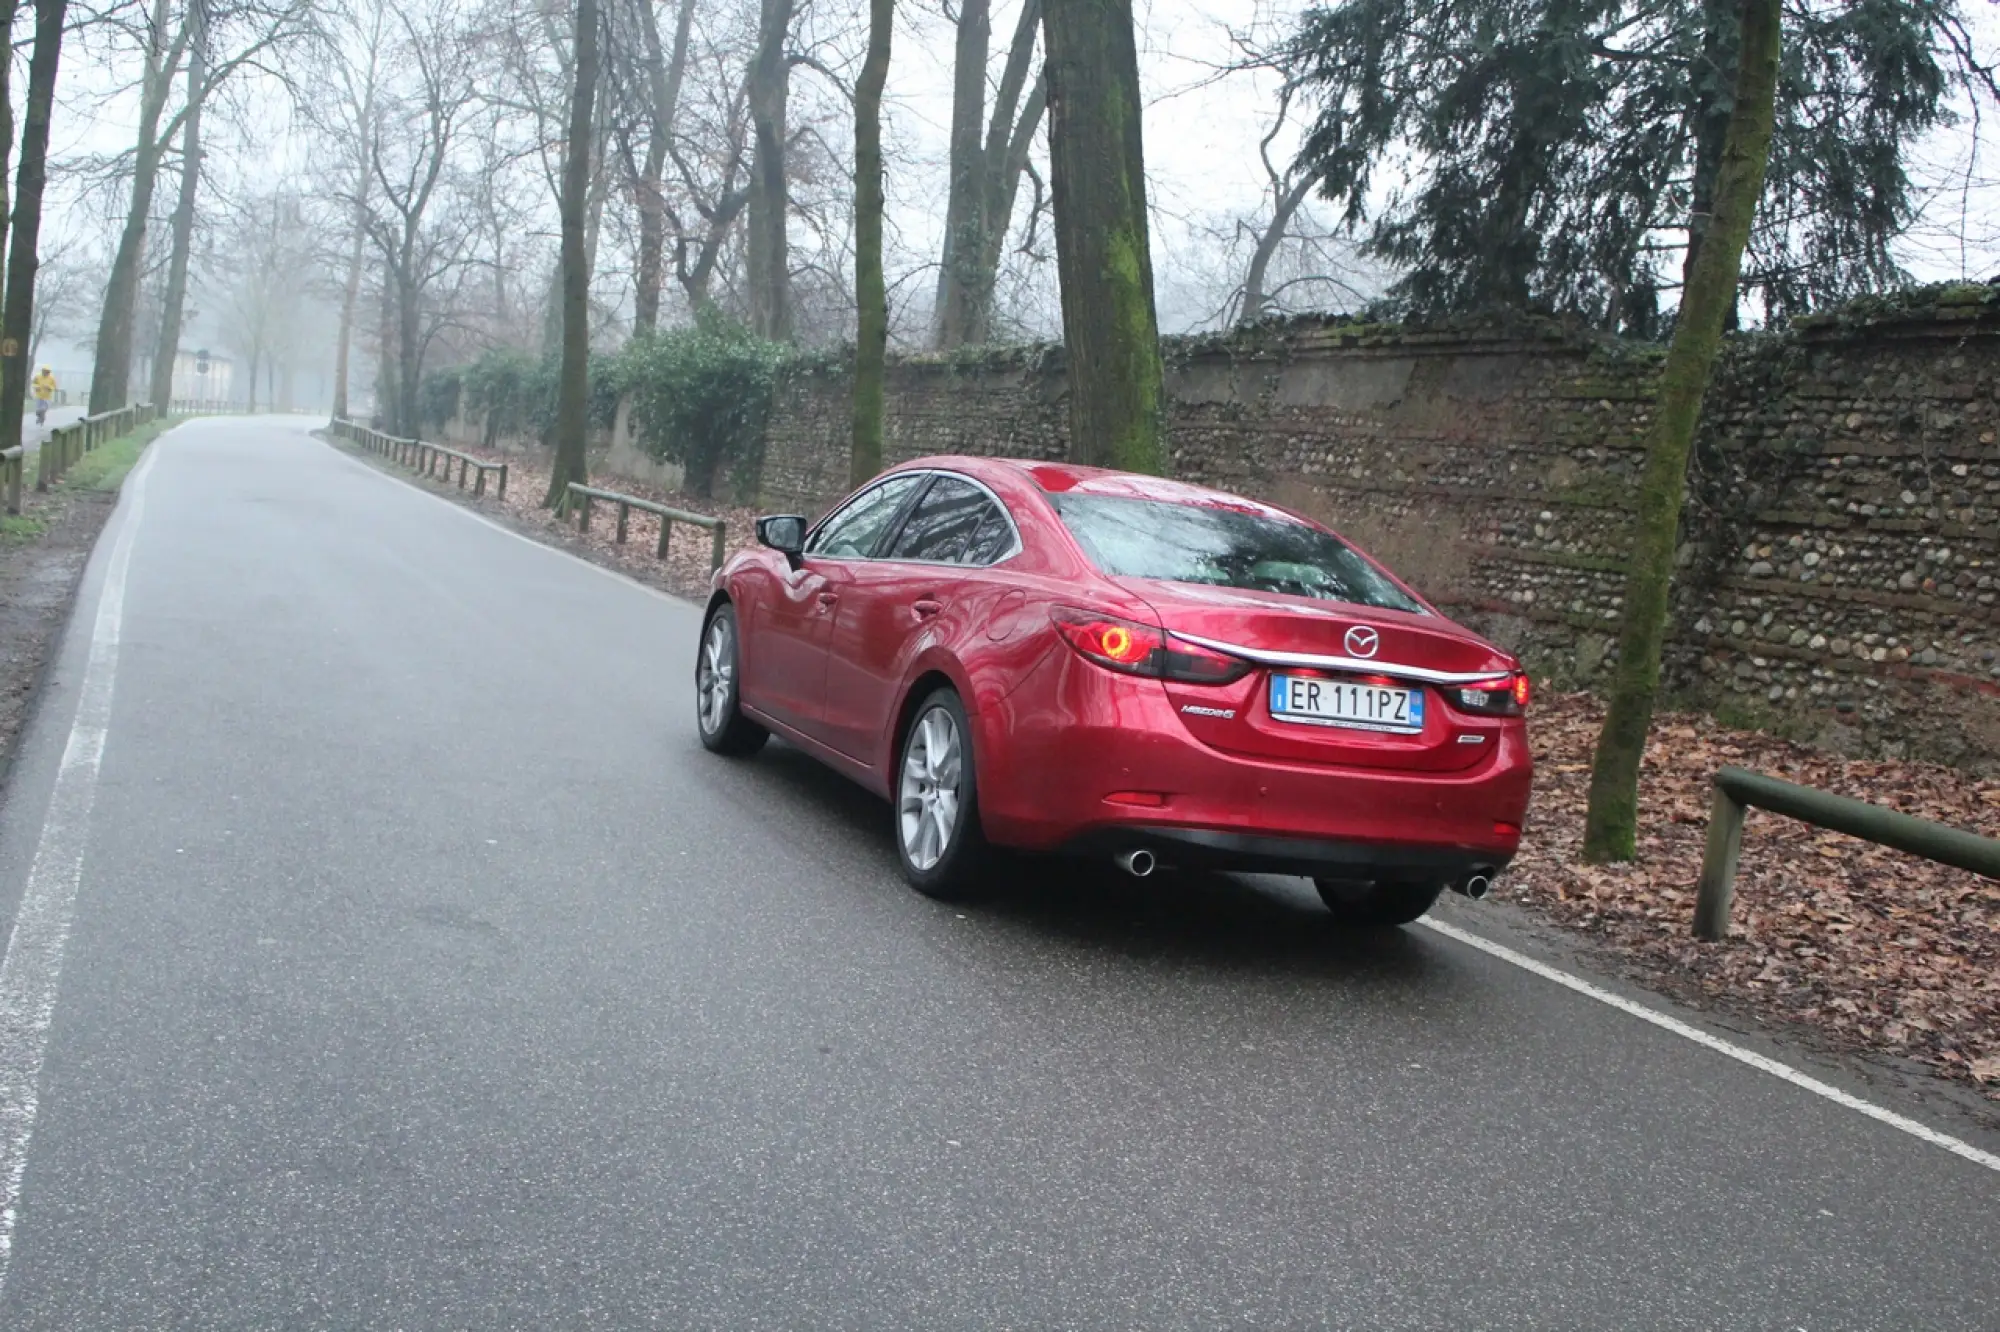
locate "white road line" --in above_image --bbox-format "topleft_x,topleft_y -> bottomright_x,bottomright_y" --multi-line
0,445 -> 158,1294
1418,916 -> 2000,1174
307,426 -> 696,610
310,420 -> 2000,1176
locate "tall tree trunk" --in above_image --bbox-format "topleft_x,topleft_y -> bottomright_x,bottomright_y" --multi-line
333,211 -> 367,421
545,0 -> 599,507
932,0 -> 990,348
1582,0 -> 1781,863
852,0 -> 893,487
633,0 -> 695,335
150,31 -> 205,411
745,0 -> 794,341
1041,0 -> 1165,474
0,0 -> 19,301
0,0 -> 69,455
967,70 -> 1046,344
246,347 -> 260,412
88,0 -> 179,413
333,125 -> 375,423
935,0 -> 1043,349
397,260 -> 422,436
1683,0 -> 1737,295
375,263 -> 397,427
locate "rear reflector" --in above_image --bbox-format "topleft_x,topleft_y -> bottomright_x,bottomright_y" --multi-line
1105,791 -> 1169,807
1493,822 -> 1521,839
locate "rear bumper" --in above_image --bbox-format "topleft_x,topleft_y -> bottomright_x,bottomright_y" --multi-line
974,650 -> 1532,873
1057,825 -> 1513,881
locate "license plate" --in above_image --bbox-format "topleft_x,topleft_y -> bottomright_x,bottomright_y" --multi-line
1269,675 -> 1424,733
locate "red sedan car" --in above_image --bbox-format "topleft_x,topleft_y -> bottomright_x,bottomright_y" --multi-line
697,457 -> 1532,925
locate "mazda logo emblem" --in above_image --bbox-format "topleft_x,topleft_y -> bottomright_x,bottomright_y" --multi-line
1344,626 -> 1380,658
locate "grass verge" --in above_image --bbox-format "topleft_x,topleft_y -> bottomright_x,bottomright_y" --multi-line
57,415 -> 178,492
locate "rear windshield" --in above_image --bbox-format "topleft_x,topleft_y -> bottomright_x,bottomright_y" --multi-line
1048,494 -> 1426,614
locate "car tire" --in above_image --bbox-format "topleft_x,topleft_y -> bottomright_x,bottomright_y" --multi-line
695,603 -> 769,757
894,688 -> 991,901
1312,877 -> 1445,928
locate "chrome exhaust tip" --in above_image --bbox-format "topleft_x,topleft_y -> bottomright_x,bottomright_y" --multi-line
1116,849 -> 1157,879
1454,872 -> 1492,901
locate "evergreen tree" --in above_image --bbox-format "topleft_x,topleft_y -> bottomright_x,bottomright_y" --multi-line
1286,0 -> 1979,328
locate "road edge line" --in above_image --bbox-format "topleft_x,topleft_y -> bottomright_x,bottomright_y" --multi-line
309,428 -> 697,611
0,443 -> 159,1293
1416,916 -> 2000,1174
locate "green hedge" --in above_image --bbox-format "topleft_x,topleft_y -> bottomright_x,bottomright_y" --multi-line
605,315 -> 785,500
420,315 -> 785,500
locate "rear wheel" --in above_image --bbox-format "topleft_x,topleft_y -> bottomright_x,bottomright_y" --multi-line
1313,877 -> 1445,928
695,604 -> 768,757
895,689 -> 990,900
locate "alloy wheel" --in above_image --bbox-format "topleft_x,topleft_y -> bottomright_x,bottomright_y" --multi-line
899,707 -> 963,872
698,614 -> 736,736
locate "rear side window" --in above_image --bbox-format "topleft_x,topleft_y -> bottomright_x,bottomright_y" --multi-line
808,474 -> 925,558
885,476 -> 1016,566
1048,494 -> 1425,613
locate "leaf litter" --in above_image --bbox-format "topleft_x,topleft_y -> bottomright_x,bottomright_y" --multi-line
1503,692 -> 1999,1097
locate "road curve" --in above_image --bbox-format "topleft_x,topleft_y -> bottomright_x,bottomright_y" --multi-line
0,416 -> 1993,1330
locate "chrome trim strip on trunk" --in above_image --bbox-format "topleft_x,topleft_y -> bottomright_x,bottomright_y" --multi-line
1170,631 -> 1516,687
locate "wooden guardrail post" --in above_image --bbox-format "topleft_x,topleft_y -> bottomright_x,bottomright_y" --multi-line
615,501 -> 630,544
497,463 -> 508,500
1693,766 -> 2000,941
656,514 -> 673,558
710,523 -> 726,573
1693,784 -> 1747,941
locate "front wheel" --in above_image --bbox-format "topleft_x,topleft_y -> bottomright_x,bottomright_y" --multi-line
895,688 -> 991,901
695,604 -> 768,757
1313,877 -> 1445,928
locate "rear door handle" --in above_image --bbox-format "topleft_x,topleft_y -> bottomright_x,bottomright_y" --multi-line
912,599 -> 943,618
817,592 -> 838,608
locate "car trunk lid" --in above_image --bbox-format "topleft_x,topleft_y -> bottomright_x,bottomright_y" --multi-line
1124,580 -> 1518,773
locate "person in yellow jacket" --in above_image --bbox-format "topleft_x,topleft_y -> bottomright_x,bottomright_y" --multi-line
31,366 -> 56,425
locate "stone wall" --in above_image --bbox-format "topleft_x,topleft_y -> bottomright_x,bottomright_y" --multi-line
754,287 -> 2000,770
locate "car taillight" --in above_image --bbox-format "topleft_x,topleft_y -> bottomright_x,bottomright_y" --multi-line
1051,607 -> 1249,685
1448,672 -> 1531,716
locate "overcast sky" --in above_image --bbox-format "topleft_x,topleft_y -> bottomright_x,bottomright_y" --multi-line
30,0 -> 2000,373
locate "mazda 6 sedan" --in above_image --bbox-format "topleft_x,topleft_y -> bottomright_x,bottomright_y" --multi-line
696,457 -> 1533,925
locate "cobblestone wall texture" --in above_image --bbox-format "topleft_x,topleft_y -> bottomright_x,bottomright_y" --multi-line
756,289 -> 2000,769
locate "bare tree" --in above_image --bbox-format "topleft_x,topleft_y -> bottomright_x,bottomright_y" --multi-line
307,0 -> 390,422
217,191 -> 314,410
1,0 -> 72,456
149,2 -> 207,410
87,0 -> 311,412
933,0 -> 1045,349
362,0 -> 477,435
604,0 -> 697,334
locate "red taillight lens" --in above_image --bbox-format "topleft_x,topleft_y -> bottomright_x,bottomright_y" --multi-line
1447,672 -> 1530,717
1053,608 -> 1163,674
1050,607 -> 1250,685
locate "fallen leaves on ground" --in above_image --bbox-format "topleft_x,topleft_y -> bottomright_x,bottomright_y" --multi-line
1504,692 -> 2000,1095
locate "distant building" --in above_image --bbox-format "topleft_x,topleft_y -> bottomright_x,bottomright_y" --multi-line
171,348 -> 233,405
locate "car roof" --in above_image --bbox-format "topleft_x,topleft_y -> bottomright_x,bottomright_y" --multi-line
885,456 -> 1303,523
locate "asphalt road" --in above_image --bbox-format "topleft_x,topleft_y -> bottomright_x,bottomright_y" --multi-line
0,416 -> 1994,1330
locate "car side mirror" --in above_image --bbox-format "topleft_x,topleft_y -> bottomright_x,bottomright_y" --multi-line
756,514 -> 807,567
